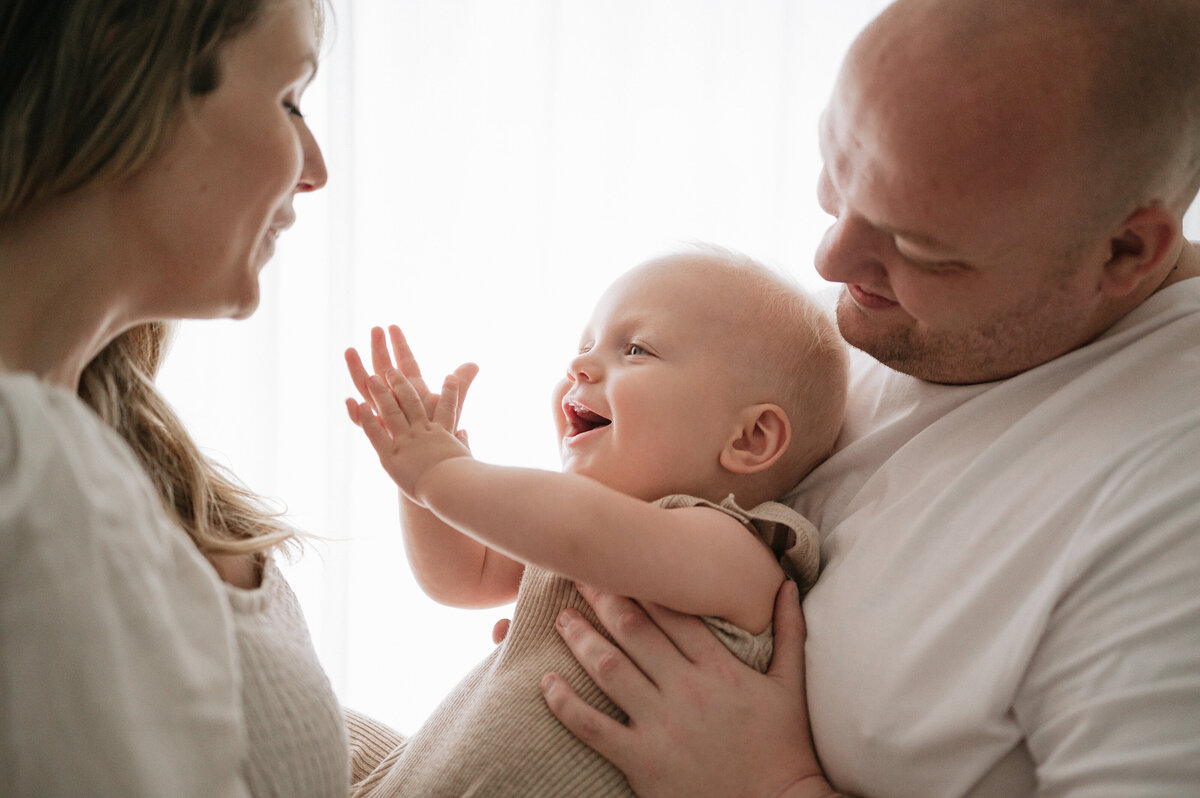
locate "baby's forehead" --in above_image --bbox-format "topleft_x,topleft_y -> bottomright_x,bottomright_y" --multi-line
611,255 -> 757,306
588,261 -> 749,335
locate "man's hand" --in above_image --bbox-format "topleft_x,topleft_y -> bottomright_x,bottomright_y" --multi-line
541,580 -> 841,798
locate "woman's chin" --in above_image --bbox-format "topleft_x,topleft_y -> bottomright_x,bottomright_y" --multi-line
228,293 -> 261,320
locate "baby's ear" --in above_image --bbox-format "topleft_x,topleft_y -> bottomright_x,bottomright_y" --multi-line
720,403 -> 791,475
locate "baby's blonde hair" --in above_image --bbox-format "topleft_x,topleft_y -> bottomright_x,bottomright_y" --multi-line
668,245 -> 848,503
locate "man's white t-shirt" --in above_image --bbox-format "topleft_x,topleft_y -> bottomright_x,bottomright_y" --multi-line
787,278 -> 1200,797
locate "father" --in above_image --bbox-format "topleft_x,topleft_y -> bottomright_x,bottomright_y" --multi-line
540,0 -> 1200,795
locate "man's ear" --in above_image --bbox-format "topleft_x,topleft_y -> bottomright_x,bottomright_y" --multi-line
719,404 -> 791,475
1101,206 -> 1181,297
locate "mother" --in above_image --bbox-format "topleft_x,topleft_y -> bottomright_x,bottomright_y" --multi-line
0,0 -> 344,795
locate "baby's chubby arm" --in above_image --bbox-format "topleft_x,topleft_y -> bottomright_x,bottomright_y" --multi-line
345,327 -> 523,608
358,369 -> 784,634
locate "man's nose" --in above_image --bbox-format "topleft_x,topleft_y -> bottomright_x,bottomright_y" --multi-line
814,211 -> 889,286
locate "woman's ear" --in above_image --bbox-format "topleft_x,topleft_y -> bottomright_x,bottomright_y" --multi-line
1101,206 -> 1182,297
719,403 -> 791,475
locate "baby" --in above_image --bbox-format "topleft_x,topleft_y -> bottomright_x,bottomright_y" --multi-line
344,247 -> 848,796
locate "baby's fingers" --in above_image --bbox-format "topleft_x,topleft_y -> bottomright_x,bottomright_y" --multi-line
356,402 -> 393,455
365,373 -> 413,437
383,369 -> 434,430
345,397 -> 362,426
369,326 -> 395,376
388,325 -> 439,415
345,347 -> 372,405
387,326 -> 422,380
434,375 -> 461,431
450,362 -> 480,427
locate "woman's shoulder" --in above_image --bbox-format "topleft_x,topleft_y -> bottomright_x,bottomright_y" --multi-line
0,372 -> 131,480
0,375 -> 248,796
3,373 -> 140,514
0,372 -> 209,576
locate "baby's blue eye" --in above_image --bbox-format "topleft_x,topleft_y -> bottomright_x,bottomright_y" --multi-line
628,344 -> 647,356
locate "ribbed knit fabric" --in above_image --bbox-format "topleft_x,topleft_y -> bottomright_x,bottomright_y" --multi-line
354,495 -> 818,797
226,558 -> 350,798
345,707 -> 406,788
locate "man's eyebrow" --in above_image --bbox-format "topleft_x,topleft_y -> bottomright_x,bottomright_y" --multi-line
876,223 -> 954,252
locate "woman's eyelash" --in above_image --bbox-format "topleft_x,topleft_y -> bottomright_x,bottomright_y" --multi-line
284,101 -> 305,118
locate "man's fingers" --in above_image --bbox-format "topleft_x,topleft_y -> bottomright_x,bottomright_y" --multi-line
555,605 -> 660,708
540,673 -> 638,768
766,580 -> 806,689
576,584 -> 691,674
637,599 -> 732,665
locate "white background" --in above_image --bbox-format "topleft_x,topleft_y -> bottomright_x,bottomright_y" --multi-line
158,0 -> 1200,734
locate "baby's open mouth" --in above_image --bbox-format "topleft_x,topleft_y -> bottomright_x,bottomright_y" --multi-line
564,399 -> 611,437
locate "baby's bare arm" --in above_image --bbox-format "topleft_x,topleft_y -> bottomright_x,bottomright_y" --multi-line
345,327 -> 522,607
398,494 -> 524,607
414,458 -> 784,634
352,326 -> 781,627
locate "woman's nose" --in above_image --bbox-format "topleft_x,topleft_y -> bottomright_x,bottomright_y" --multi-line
296,123 -> 328,193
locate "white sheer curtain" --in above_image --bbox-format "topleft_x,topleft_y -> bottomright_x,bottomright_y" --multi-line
158,0 -> 1200,735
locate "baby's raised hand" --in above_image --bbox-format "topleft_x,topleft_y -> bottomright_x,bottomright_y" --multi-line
356,368 -> 472,499
344,325 -> 477,441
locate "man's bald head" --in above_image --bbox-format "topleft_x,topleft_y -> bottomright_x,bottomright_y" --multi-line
852,0 -> 1200,235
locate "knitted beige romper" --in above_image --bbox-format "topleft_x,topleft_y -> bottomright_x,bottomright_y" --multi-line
354,494 -> 819,798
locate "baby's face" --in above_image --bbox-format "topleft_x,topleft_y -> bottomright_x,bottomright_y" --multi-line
554,257 -> 748,501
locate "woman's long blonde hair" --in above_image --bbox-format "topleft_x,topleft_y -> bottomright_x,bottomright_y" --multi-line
79,324 -> 297,556
1,0 -> 326,556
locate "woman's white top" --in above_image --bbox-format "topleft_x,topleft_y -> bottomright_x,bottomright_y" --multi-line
0,373 -> 250,797
229,556 -> 349,798
0,373 -> 350,797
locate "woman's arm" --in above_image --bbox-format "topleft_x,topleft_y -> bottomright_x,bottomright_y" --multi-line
542,580 -> 846,798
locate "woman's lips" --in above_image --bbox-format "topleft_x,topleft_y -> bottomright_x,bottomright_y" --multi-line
847,283 -> 899,310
